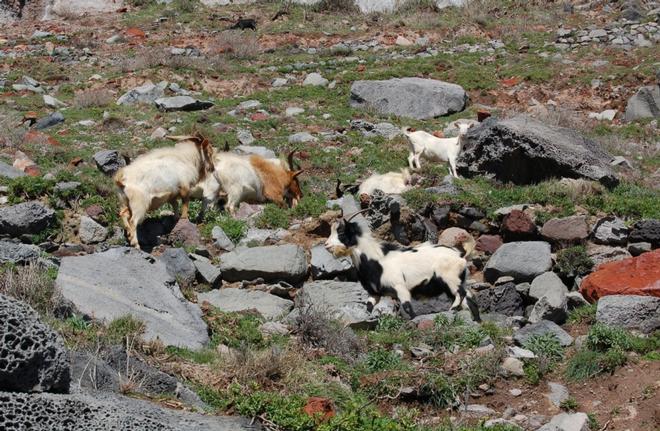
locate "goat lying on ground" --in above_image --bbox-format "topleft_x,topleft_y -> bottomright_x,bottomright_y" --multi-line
357,168 -> 420,197
114,134 -> 215,249
324,210 -> 481,321
193,150 -> 303,217
402,122 -> 473,177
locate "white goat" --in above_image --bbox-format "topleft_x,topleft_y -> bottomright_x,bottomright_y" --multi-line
194,151 -> 303,217
403,122 -> 473,177
324,210 -> 481,321
357,168 -> 418,197
114,134 -> 215,249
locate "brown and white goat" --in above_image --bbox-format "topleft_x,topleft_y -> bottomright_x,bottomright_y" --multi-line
195,150 -> 304,217
114,134 -> 215,249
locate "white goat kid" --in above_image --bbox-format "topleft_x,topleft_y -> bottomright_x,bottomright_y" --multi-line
324,211 -> 481,321
357,168 -> 417,197
114,134 -> 215,249
403,122 -> 473,177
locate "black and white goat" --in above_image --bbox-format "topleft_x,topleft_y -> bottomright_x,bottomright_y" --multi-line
324,211 -> 481,321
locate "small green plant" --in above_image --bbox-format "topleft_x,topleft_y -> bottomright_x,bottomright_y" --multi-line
586,323 -> 631,352
255,204 -> 290,229
376,315 -> 406,332
560,397 -> 578,411
587,413 -> 600,430
291,193 -> 327,219
364,348 -> 403,372
555,246 -> 593,279
205,307 -> 266,349
201,211 -> 247,243
523,333 -> 564,363
107,315 -> 146,344
567,303 -> 597,325
401,188 -> 436,211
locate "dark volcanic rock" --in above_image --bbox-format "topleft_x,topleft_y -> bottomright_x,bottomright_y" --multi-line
458,115 -> 618,187
0,294 -> 69,393
629,219 -> 659,248
0,201 -> 55,237
475,283 -> 524,316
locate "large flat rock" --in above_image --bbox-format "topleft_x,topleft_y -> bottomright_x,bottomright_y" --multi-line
219,244 -> 308,284
198,288 -> 293,320
350,77 -> 468,120
483,241 -> 552,283
0,390 -> 260,431
458,115 -> 618,187
55,248 -> 208,350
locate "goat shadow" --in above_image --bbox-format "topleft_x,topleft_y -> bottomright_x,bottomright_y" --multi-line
135,215 -> 178,253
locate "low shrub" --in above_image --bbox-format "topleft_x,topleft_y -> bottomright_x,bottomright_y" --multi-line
0,264 -> 60,317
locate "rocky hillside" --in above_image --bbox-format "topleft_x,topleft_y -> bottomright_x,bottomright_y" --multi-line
0,0 -> 659,430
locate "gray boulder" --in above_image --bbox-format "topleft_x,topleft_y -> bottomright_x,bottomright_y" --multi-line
596,295 -> 660,334
624,84 -> 660,122
537,412 -> 590,431
0,240 -> 41,264
484,241 -> 552,283
198,288 -> 293,320
513,320 -> 573,347
158,248 -> 197,285
458,115 -> 618,187
219,244 -> 308,284
545,382 -> 570,408
0,294 -> 69,393
350,119 -> 401,140
0,160 -> 26,179
78,216 -> 108,244
294,280 -> 376,329
211,226 -> 235,251
55,248 -> 209,349
628,219 -> 659,247
529,282 -> 568,324
34,112 -> 64,130
475,283 -> 524,316
0,201 -> 56,237
310,244 -> 356,281
350,77 -> 468,120
302,72 -> 328,87
0,390 -> 260,430
116,81 -> 167,105
189,254 -> 222,288
592,216 -> 629,246
93,150 -> 126,176
154,96 -> 213,112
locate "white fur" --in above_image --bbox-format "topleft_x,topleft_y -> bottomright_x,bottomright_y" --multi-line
402,123 -> 472,177
358,168 -> 413,197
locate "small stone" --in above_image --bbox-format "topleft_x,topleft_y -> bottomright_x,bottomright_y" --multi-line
302,73 -> 329,87
510,388 -> 522,397
237,100 -> 261,111
150,127 -> 168,139
211,226 -> 235,251
395,35 -> 413,46
628,242 -> 651,256
78,216 -> 108,244
43,94 -> 66,108
285,107 -> 305,117
288,132 -> 317,144
501,357 -> 524,377
236,128 -> 255,145
546,382 -> 569,408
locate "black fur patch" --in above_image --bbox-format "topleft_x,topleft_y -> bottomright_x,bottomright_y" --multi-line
337,221 -> 361,247
411,273 -> 453,299
357,254 -> 384,296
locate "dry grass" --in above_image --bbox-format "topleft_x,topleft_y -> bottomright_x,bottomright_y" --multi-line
0,112 -> 26,149
312,0 -> 359,13
0,264 -> 61,317
118,48 -> 227,74
74,88 -> 114,108
221,345 -> 309,388
209,31 -> 261,60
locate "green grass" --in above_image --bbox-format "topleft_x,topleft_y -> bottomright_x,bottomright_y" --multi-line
555,246 -> 594,279
522,333 -> 564,384
256,204 -> 291,229
567,303 -> 597,325
199,209 -> 247,243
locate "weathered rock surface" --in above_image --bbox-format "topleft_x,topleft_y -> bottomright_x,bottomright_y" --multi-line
580,249 -> 660,301
545,382 -> 570,408
529,272 -> 569,302
484,241 -> 552,283
500,209 -> 537,241
55,248 -> 208,349
117,81 -> 167,105
219,244 -> 308,284
302,72 -> 328,87
0,240 -> 41,264
475,283 -> 524,316
587,244 -> 631,268
350,78 -> 468,120
0,160 -> 26,179
541,216 -> 589,243
211,226 -> 235,251
537,412 -> 590,431
78,216 -> 108,244
458,115 -> 618,187
624,84 -> 660,122
294,280 -> 377,328
189,254 -> 222,288
0,201 -> 55,237
0,390 -> 260,430
198,288 -> 293,320
154,96 -> 214,112
0,294 -> 69,393
596,295 -> 660,334
592,216 -> 629,246
513,320 -> 573,347
310,244 -> 355,281
475,234 -> 503,254
93,150 -> 126,176
158,248 -> 197,286
628,219 -> 659,247
350,119 -> 401,140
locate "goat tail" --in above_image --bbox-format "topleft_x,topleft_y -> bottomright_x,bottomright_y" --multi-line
460,268 -> 481,322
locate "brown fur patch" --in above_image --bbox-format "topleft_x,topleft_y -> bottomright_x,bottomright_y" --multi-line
249,155 -> 290,206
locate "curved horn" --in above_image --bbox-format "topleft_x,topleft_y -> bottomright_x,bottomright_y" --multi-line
346,208 -> 370,222
335,179 -> 343,198
287,150 -> 296,171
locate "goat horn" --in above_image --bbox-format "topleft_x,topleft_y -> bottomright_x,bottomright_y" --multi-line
287,150 -> 295,170
335,179 -> 343,198
345,208 -> 370,222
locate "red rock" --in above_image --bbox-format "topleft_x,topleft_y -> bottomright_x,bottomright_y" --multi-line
580,249 -> 660,302
476,234 -> 503,254
23,165 -> 41,177
125,27 -> 145,38
542,216 -> 589,243
303,397 -> 335,422
250,112 -> 269,121
85,204 -> 104,221
500,209 -> 537,241
477,110 -> 491,122
168,218 -> 202,247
